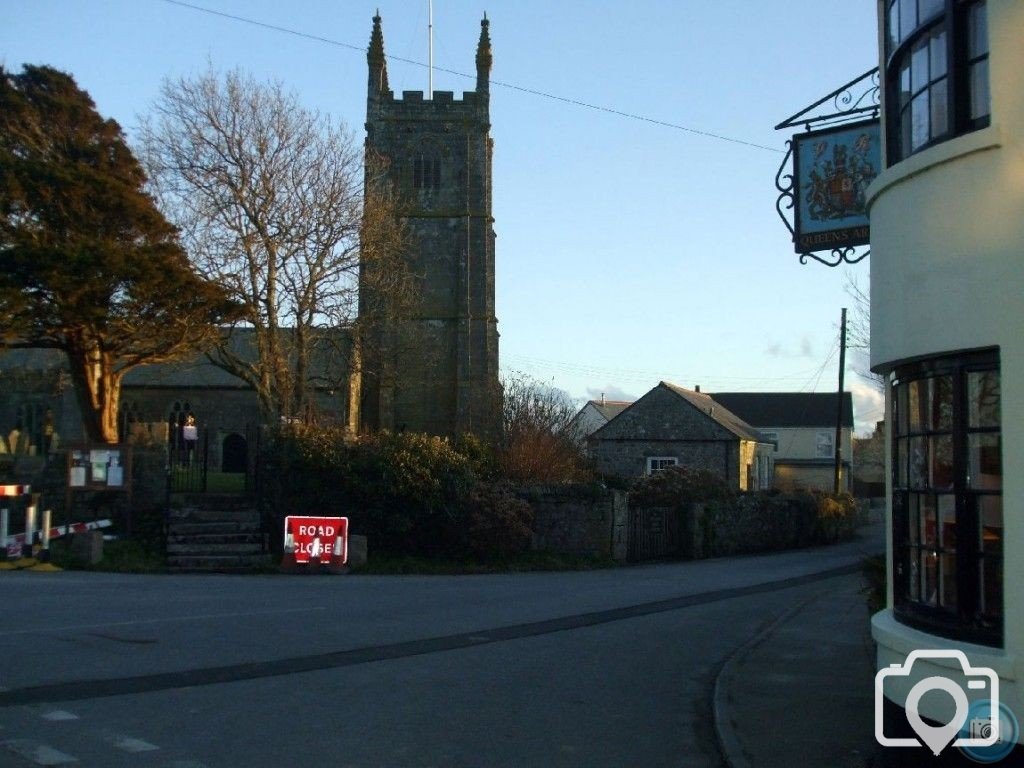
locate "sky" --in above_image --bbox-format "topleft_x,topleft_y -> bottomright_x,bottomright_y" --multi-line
1,0 -> 884,434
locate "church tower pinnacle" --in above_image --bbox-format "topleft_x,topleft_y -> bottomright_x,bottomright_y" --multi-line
475,15 -> 492,96
367,11 -> 389,97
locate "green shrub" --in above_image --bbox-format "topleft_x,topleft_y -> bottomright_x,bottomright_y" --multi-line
260,427 -> 533,559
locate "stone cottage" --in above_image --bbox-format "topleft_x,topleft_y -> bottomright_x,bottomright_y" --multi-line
588,381 -> 774,490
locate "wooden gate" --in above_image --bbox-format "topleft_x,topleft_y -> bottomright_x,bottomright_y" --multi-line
627,506 -> 681,562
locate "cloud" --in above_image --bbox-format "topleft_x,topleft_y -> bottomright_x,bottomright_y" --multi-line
850,378 -> 885,436
765,335 -> 816,359
585,385 -> 637,403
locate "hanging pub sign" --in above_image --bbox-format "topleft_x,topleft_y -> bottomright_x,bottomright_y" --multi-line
791,119 -> 880,253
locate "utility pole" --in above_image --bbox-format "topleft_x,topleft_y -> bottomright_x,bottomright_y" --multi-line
834,307 -> 848,494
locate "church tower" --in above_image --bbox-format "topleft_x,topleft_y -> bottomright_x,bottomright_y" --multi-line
360,13 -> 500,439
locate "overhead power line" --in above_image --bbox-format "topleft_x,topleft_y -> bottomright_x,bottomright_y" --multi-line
158,0 -> 782,154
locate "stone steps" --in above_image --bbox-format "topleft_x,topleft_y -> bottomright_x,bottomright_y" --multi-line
165,496 -> 269,573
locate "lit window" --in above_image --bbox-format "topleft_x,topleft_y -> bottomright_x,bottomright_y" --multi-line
646,457 -> 678,475
885,0 -> 989,164
891,350 -> 1001,646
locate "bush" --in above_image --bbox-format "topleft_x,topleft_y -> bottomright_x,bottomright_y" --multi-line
260,426 -> 533,559
454,481 -> 534,559
630,467 -> 734,509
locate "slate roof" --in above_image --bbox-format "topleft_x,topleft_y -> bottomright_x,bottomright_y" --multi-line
588,400 -> 632,423
659,382 -> 768,442
706,392 -> 854,429
0,328 -> 352,390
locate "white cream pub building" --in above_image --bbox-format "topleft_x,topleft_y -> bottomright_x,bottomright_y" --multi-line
869,0 -> 1024,759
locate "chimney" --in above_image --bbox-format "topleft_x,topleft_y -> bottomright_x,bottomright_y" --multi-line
600,393 -> 605,406
695,385 -> 701,393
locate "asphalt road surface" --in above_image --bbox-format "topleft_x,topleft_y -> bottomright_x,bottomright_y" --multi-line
0,527 -> 883,767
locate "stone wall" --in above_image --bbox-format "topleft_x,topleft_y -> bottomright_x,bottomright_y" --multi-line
518,485 -> 628,561
590,438 -> 738,484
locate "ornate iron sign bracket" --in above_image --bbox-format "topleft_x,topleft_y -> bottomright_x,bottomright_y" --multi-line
775,68 -> 879,267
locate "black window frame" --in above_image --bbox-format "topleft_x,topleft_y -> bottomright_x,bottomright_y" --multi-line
891,348 -> 1002,647
884,0 -> 990,165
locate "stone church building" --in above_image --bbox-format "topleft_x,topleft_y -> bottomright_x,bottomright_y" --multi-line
0,14 -> 501,465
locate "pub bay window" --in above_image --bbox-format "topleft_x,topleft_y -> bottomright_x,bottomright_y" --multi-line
891,349 -> 1002,646
885,0 -> 989,163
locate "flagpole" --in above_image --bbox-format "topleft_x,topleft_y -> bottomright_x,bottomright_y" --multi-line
428,0 -> 434,98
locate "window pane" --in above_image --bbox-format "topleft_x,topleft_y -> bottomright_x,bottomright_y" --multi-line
919,0 -> 943,24
920,494 -> 937,547
909,551 -> 921,601
912,92 -> 931,149
909,436 -> 928,488
899,0 -> 917,42
968,2 -> 988,58
928,27 -> 947,79
932,375 -> 953,430
970,59 -> 990,121
900,108 -> 913,161
907,379 -> 925,432
897,63 -> 912,113
979,495 -> 1002,553
929,79 -> 948,139
968,369 -> 1000,427
908,494 -> 920,545
888,1 -> 900,53
938,494 -> 956,549
911,38 -> 930,93
979,555 -> 1001,620
922,550 -> 938,606
896,437 -> 908,487
941,552 -> 957,609
931,434 -> 954,489
896,381 -> 909,434
968,433 -> 1001,490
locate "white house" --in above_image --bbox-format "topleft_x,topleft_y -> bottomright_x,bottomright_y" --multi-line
707,392 -> 854,493
568,398 -> 632,443
869,0 -> 1023,759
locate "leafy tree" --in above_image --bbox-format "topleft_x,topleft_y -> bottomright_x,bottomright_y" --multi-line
0,65 -> 240,444
140,67 -> 412,423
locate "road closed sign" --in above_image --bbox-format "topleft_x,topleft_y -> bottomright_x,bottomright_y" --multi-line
284,516 -> 348,564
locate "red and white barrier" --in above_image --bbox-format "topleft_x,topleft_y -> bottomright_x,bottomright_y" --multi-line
4,519 -> 112,558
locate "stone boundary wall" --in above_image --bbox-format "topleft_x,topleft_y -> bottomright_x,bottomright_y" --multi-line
518,487 -> 863,564
517,485 -> 628,561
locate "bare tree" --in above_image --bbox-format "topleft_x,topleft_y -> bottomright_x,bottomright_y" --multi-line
139,67 -> 411,422
500,371 -> 591,483
844,272 -> 885,392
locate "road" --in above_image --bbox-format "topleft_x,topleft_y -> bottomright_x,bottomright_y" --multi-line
0,527 -> 883,767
